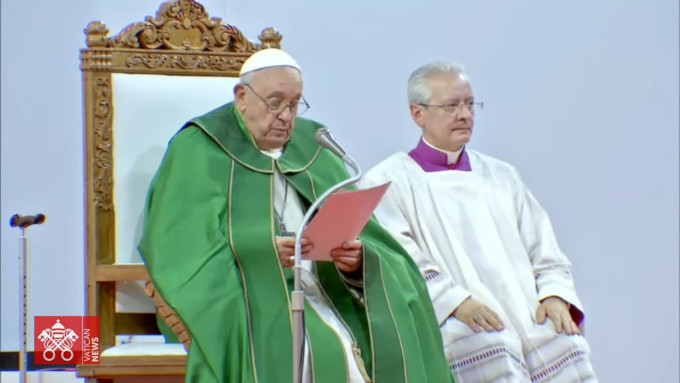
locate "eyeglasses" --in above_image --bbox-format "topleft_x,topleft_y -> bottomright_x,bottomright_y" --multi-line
419,100 -> 484,114
244,84 -> 310,115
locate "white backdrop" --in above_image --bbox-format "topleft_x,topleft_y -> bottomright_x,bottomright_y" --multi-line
1,1 -> 677,382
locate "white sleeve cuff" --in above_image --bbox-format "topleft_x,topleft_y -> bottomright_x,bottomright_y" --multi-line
427,272 -> 470,325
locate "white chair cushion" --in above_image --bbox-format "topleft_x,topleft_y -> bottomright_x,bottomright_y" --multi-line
101,342 -> 187,356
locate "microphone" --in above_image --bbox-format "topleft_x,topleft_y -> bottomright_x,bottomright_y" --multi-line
315,128 -> 359,173
10,214 -> 46,228
315,128 -> 346,157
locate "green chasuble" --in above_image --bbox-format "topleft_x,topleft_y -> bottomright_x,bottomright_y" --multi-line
138,103 -> 454,383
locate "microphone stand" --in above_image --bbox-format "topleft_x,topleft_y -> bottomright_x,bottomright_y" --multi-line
291,156 -> 361,383
9,214 -> 46,383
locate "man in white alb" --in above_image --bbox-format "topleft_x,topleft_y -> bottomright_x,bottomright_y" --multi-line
360,61 -> 598,382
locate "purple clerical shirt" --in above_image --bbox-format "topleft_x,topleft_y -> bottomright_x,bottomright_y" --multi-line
408,138 -> 472,172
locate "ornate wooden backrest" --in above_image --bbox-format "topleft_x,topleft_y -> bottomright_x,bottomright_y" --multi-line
81,0 -> 282,352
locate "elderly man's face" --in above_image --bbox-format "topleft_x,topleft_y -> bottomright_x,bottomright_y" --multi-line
410,73 -> 475,152
235,67 -> 303,150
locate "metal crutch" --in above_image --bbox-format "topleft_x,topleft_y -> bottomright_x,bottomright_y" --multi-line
10,213 -> 46,383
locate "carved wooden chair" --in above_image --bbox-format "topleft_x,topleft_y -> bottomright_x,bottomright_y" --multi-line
75,1 -> 283,381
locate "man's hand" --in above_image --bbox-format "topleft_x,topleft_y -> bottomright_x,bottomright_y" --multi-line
330,240 -> 363,273
536,296 -> 580,335
276,236 -> 313,268
453,297 -> 505,333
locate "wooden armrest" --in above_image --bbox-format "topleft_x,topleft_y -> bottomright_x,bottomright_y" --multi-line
96,264 -> 149,282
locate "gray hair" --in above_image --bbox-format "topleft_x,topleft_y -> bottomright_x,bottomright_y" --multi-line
239,71 -> 256,85
407,62 -> 467,105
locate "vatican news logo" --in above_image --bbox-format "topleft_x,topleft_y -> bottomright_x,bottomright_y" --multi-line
34,316 -> 100,365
